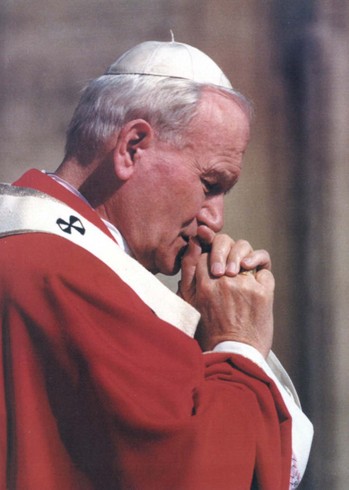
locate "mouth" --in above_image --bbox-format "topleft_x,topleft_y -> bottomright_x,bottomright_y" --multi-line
173,235 -> 190,270
181,234 -> 190,245
197,237 -> 211,253
172,233 -> 212,275
180,233 -> 212,254
178,244 -> 189,261
178,235 -> 190,259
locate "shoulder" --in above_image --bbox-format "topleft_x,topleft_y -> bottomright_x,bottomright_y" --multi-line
0,232 -> 137,314
0,232 -> 198,350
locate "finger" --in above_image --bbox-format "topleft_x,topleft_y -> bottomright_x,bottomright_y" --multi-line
195,252 -> 211,282
240,249 -> 272,271
224,239 -> 254,276
179,237 -> 202,297
209,234 -> 235,276
196,225 -> 216,250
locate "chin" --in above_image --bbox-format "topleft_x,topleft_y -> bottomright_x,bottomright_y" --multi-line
155,255 -> 181,277
156,264 -> 180,277
138,247 -> 181,276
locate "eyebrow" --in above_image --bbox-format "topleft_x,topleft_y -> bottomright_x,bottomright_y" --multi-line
202,171 -> 240,196
204,168 -> 239,187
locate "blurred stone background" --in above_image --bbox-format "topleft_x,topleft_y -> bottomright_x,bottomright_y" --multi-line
1,1 -> 348,488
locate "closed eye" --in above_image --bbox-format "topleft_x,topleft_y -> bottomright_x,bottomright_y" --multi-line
201,178 -> 230,196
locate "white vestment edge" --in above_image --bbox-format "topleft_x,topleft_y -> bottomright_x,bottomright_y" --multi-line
0,183 -> 313,488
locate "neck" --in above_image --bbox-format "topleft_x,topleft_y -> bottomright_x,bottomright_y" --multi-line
55,157 -> 89,189
55,155 -> 120,209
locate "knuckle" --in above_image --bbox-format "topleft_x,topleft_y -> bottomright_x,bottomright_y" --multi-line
218,233 -> 232,241
220,275 -> 233,288
235,238 -> 250,248
260,249 -> 271,261
258,268 -> 275,285
213,233 -> 233,248
196,276 -> 214,297
234,239 -> 253,256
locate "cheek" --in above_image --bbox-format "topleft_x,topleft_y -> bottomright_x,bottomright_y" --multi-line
182,185 -> 204,213
155,173 -> 203,221
172,189 -> 201,217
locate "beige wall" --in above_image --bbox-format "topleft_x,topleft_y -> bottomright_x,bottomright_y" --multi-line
1,2 -> 349,488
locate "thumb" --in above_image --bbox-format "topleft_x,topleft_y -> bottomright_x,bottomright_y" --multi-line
255,268 -> 275,291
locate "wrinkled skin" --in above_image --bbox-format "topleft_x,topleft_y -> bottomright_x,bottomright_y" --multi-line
178,234 -> 274,358
58,87 -> 275,358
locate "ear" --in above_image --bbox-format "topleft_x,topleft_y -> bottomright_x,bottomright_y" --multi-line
113,119 -> 154,181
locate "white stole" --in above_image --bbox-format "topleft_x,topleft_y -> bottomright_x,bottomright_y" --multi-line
0,183 -> 200,336
0,183 -> 313,488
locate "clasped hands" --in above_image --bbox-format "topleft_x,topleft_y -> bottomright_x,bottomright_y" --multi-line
178,233 -> 274,358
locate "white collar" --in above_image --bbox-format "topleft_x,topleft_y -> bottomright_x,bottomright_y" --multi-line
45,171 -> 131,255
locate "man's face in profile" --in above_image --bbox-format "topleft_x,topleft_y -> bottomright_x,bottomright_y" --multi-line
119,90 -> 250,276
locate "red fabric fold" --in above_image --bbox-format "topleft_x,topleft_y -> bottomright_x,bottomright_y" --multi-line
0,170 -> 292,489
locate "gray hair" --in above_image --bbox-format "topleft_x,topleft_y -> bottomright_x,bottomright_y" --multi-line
64,74 -> 252,165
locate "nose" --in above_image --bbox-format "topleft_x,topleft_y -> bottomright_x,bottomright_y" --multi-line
196,194 -> 224,233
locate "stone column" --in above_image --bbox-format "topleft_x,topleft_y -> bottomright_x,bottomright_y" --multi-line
275,1 -> 349,487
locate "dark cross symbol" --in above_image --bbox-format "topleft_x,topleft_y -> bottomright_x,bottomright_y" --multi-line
56,215 -> 86,235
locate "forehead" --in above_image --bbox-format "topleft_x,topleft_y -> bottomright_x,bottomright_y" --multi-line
184,89 -> 251,163
194,88 -> 250,133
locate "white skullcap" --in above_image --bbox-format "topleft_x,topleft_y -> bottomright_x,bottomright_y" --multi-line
105,40 -> 232,89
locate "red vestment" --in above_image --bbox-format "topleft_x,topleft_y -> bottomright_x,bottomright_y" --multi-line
0,170 -> 292,489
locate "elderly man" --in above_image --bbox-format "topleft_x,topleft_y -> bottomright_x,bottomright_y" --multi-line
0,41 -> 312,489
